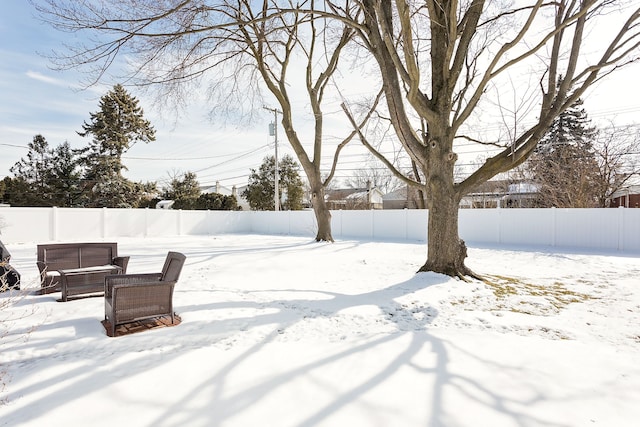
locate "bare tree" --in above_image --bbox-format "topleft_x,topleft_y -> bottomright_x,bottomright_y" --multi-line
344,155 -> 404,194
32,0 -> 640,276
332,0 -> 640,277
594,123 -> 640,207
34,0 -> 379,242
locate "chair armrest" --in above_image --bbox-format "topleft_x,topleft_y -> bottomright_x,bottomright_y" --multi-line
111,280 -> 177,303
112,256 -> 130,273
104,273 -> 162,297
112,280 -> 176,291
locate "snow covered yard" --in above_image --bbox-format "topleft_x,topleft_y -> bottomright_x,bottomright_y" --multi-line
1,234 -> 639,426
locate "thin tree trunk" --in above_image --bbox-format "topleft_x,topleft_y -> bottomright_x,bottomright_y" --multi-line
309,184 -> 333,242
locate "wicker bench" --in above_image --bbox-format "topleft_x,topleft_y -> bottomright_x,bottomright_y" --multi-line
37,242 -> 130,300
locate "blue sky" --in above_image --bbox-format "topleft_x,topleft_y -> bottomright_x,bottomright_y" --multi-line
1,1 -> 639,189
0,1 -> 282,189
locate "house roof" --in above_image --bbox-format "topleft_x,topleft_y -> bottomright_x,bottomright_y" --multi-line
327,187 -> 384,197
507,182 -> 539,194
382,187 -> 408,201
326,188 -> 364,200
201,183 -> 234,196
611,185 -> 640,198
345,191 -> 370,201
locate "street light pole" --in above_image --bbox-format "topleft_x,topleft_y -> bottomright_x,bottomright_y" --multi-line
264,105 -> 282,211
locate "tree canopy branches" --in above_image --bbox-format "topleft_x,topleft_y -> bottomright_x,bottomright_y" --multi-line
33,0 -> 640,275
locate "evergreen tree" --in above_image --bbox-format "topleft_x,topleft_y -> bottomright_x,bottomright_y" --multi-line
243,155 -> 304,211
0,178 -> 6,203
9,135 -> 52,206
1,177 -> 32,207
163,172 -> 201,210
279,155 -> 305,210
9,136 -> 84,207
9,135 -> 82,206
79,84 -> 156,207
529,99 -> 600,208
48,142 -> 84,206
195,193 -> 239,210
133,181 -> 160,208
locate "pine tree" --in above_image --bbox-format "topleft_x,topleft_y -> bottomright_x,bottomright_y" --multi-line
243,155 -> 304,211
278,155 -> 305,210
195,193 -> 239,210
9,135 -> 51,206
79,84 -> 156,207
529,99 -> 600,208
49,142 -> 84,206
1,177 -> 32,207
164,172 -> 201,210
8,136 -> 84,207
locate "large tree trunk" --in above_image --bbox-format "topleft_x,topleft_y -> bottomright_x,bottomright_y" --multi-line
418,190 -> 472,278
417,133 -> 475,278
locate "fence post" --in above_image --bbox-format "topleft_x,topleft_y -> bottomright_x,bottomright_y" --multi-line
371,209 -> 375,239
551,207 -> 556,247
405,208 -> 409,240
101,207 -> 108,238
51,206 -> 58,241
144,207 -> 149,238
617,206 -> 625,251
497,206 -> 502,244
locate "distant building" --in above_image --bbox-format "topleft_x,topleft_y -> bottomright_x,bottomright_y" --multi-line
326,182 -> 384,210
501,182 -> 540,208
609,185 -> 640,208
156,200 -> 175,209
459,179 -> 539,208
382,186 -> 425,209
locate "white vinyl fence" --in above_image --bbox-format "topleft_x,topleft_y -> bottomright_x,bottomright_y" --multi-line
1,206 -> 638,252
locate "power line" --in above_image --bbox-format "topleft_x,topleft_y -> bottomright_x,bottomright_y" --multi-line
0,143 -> 28,148
192,144 -> 271,173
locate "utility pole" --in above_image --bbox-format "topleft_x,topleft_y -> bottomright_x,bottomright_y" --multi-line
264,105 -> 282,211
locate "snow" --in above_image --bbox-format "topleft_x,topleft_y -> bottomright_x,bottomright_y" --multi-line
1,234 -> 639,427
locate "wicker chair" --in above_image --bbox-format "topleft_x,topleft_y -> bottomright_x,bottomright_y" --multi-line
104,251 -> 186,336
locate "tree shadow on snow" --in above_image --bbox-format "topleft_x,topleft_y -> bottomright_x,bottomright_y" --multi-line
2,240 -> 570,427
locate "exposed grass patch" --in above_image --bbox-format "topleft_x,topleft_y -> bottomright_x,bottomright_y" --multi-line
483,274 -> 596,312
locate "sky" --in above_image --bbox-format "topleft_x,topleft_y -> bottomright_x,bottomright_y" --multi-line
1,234 -> 639,426
0,1 -> 298,190
1,1 -> 639,190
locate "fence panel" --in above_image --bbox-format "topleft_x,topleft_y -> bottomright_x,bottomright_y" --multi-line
105,208 -> 146,238
459,209 -> 499,244
1,206 -> 638,254
338,210 -> 374,239
622,208 -> 640,251
499,209 -> 555,247
145,209 -> 181,237
554,209 -> 618,250
372,209 -> 408,240
56,208 -> 105,241
0,207 -> 51,242
406,209 -> 428,241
